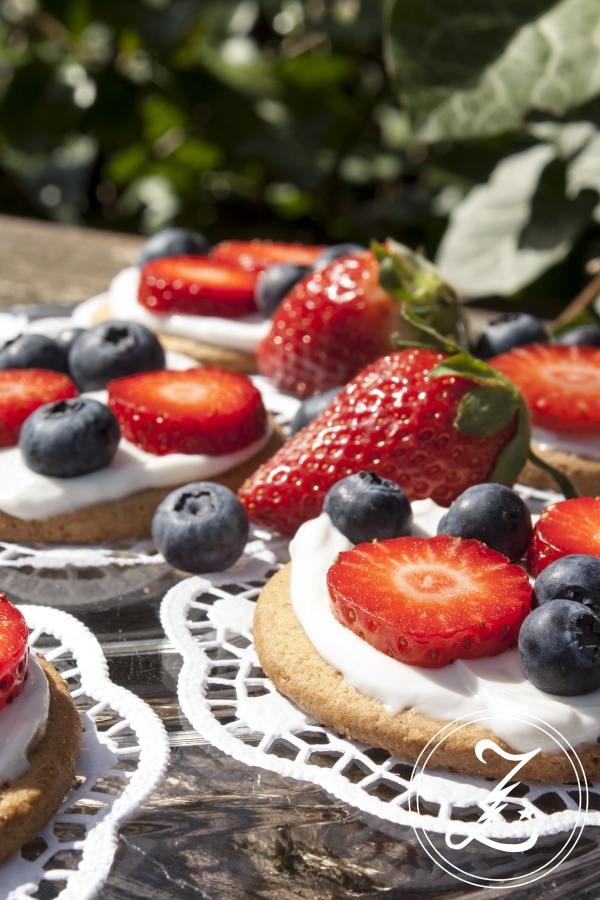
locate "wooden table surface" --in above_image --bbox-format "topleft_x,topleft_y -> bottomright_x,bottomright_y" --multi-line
0,214 -> 143,309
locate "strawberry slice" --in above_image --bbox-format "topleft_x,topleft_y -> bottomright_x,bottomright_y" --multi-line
327,536 -> 532,668
491,344 -> 600,435
528,496 -> 600,576
108,368 -> 267,456
0,592 -> 29,712
210,240 -> 325,273
0,369 -> 78,448
138,257 -> 258,318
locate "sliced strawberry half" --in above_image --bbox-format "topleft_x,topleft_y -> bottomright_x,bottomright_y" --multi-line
327,536 -> 532,668
108,368 -> 267,456
210,240 -> 325,273
491,344 -> 600,435
138,257 -> 258,318
0,369 -> 78,448
528,496 -> 600,576
0,592 -> 29,712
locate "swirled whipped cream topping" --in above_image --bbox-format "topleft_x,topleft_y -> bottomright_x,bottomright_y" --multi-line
107,267 -> 272,354
0,651 -> 49,785
532,424 -> 600,462
289,501 -> 600,753
0,425 -> 271,521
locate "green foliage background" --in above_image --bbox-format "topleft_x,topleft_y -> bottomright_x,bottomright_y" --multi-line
3,0 -> 600,315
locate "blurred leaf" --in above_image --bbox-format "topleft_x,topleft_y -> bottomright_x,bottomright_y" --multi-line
385,0 -> 600,141
279,54 -> 355,90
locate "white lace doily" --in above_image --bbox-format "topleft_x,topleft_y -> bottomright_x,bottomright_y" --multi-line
160,525 -> 600,843
1,605 -> 170,900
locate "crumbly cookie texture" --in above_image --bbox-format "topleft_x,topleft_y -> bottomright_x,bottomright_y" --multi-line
0,425 -> 282,544
92,300 -> 258,373
254,564 -> 600,783
0,657 -> 81,865
519,446 -> 600,496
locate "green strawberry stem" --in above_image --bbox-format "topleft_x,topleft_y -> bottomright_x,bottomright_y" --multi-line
393,308 -> 579,499
372,239 -> 469,347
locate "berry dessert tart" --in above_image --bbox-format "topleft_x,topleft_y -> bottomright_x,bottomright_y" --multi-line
0,592 -> 81,864
254,476 -> 600,783
80,231 -> 328,373
0,367 -> 282,544
491,344 -> 600,495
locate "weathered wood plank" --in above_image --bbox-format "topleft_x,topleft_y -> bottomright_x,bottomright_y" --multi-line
0,215 -> 143,309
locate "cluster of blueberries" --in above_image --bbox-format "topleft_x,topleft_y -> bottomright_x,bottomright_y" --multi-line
0,320 -> 165,393
476,311 -> 600,357
322,471 -> 600,699
137,225 -> 365,318
6,320 -> 166,480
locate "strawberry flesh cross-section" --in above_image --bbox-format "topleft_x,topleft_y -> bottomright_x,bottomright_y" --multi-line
327,535 -> 532,668
0,592 -> 29,712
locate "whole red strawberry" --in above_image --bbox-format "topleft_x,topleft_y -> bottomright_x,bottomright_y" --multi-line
240,348 -> 526,534
257,251 -> 397,398
256,241 -> 463,398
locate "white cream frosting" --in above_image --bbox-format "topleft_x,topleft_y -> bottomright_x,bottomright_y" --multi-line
106,267 -> 272,353
0,425 -> 271,521
289,501 -> 600,753
532,424 -> 600,462
0,651 -> 49,785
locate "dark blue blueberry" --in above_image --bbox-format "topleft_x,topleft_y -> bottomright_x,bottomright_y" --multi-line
533,555 -> 600,615
518,599 -> 600,695
19,398 -> 121,478
436,483 -> 532,561
557,325 -> 600,348
290,386 -> 342,435
152,482 -> 249,573
0,333 -> 69,374
476,313 -> 547,359
137,227 -> 210,266
54,327 -> 85,354
323,471 -> 413,545
255,264 -> 310,317
68,321 -> 165,391
312,243 -> 366,270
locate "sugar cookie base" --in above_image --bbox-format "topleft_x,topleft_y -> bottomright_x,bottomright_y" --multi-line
519,445 -> 600,496
0,657 -> 81,865
254,565 -> 600,783
92,300 -> 258,373
0,426 -> 283,544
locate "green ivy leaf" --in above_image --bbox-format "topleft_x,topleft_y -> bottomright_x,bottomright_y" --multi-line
456,386 -> 518,437
385,0 -> 600,142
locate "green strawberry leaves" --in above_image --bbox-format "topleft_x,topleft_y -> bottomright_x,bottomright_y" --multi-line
455,386 -> 518,438
398,308 -> 579,498
373,238 -> 469,347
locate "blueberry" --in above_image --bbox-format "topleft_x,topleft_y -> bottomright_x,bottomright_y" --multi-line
533,555 -> 600,615
255,264 -> 310,317
0,333 -> 69,374
68,321 -> 165,391
557,325 -> 600,347
152,482 -> 249,573
290,386 -> 343,435
323,471 -> 413,545
137,227 -> 210,266
476,313 -> 547,359
518,600 -> 600,695
19,398 -> 121,478
312,243 -> 366,270
54,327 -> 85,354
437,483 -> 532,561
